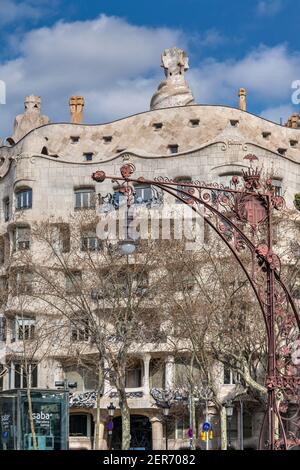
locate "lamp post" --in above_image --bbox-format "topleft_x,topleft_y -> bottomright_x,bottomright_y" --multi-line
92,159 -> 300,450
225,401 -> 234,450
163,404 -> 171,451
107,402 -> 116,450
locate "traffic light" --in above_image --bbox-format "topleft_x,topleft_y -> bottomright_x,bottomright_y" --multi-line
201,432 -> 206,441
209,430 -> 213,440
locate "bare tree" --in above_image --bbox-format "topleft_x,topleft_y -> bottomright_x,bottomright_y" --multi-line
26,214 -> 167,450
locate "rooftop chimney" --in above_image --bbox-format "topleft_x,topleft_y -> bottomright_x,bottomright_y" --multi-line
239,88 -> 247,112
70,96 -> 84,124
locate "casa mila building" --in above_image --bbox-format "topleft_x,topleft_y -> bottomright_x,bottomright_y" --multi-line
0,47 -> 299,451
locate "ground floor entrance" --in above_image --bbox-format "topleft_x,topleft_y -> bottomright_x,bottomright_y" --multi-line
111,415 -> 152,450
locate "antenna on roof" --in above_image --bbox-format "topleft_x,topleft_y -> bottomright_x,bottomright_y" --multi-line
280,117 -> 283,125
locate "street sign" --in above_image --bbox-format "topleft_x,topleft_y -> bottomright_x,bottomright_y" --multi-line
2,431 -> 9,439
202,422 -> 211,432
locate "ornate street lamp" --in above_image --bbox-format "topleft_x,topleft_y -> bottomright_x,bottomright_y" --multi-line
92,156 -> 300,450
107,402 -> 116,450
119,239 -> 136,255
163,404 -> 171,451
225,401 -> 234,450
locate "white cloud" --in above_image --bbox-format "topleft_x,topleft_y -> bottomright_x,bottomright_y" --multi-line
0,15 -> 185,137
198,29 -> 226,48
0,0 -> 43,25
189,45 -> 300,112
256,0 -> 284,16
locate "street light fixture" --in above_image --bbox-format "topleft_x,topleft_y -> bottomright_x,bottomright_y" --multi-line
119,239 -> 136,255
107,402 -> 116,450
163,404 -> 171,451
225,401 -> 234,450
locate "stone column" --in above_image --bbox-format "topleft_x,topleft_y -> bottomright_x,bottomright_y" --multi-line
165,355 -> 175,389
142,354 -> 151,395
150,416 -> 164,450
92,411 -> 107,450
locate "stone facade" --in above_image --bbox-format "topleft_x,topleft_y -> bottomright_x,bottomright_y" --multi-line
0,49 -> 299,451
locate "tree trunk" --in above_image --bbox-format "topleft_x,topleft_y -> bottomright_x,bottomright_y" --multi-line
220,406 -> 227,450
94,363 -> 104,450
119,391 -> 131,450
26,379 -> 37,450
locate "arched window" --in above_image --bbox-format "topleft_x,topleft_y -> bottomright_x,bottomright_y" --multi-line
15,187 -> 32,210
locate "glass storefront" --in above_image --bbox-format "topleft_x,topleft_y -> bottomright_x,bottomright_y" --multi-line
0,389 -> 68,450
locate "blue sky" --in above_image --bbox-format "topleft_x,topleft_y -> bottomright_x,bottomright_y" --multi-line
0,0 -> 300,137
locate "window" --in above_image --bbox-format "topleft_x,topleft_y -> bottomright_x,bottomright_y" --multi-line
153,122 -> 163,130
74,188 -> 95,209
83,152 -> 93,161
13,226 -> 30,251
262,131 -> 271,139
103,136 -> 112,143
135,271 -> 149,296
0,316 -> 6,341
52,224 -> 70,253
112,190 -> 127,209
11,362 -> 38,388
189,119 -> 200,127
3,197 -> 10,222
272,179 -> 282,197
230,119 -> 239,127
70,136 -> 80,143
180,273 -> 195,291
15,271 -> 33,295
125,364 -> 142,388
65,366 -> 97,392
168,144 -> 179,154
290,140 -> 298,147
223,365 -> 238,385
16,188 -> 32,210
277,148 -> 287,156
69,414 -> 91,437
16,316 -> 35,340
0,364 -> 5,390
66,271 -> 82,294
175,176 -> 192,204
81,230 -> 101,251
149,359 -> 165,389
134,185 -> 152,206
71,315 -> 89,342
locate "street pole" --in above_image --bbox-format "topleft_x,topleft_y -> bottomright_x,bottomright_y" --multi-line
189,393 -> 193,450
205,399 -> 209,451
108,423 -> 112,451
240,400 -> 244,451
165,418 -> 168,451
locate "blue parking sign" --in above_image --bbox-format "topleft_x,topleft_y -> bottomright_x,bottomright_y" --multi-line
202,422 -> 211,432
